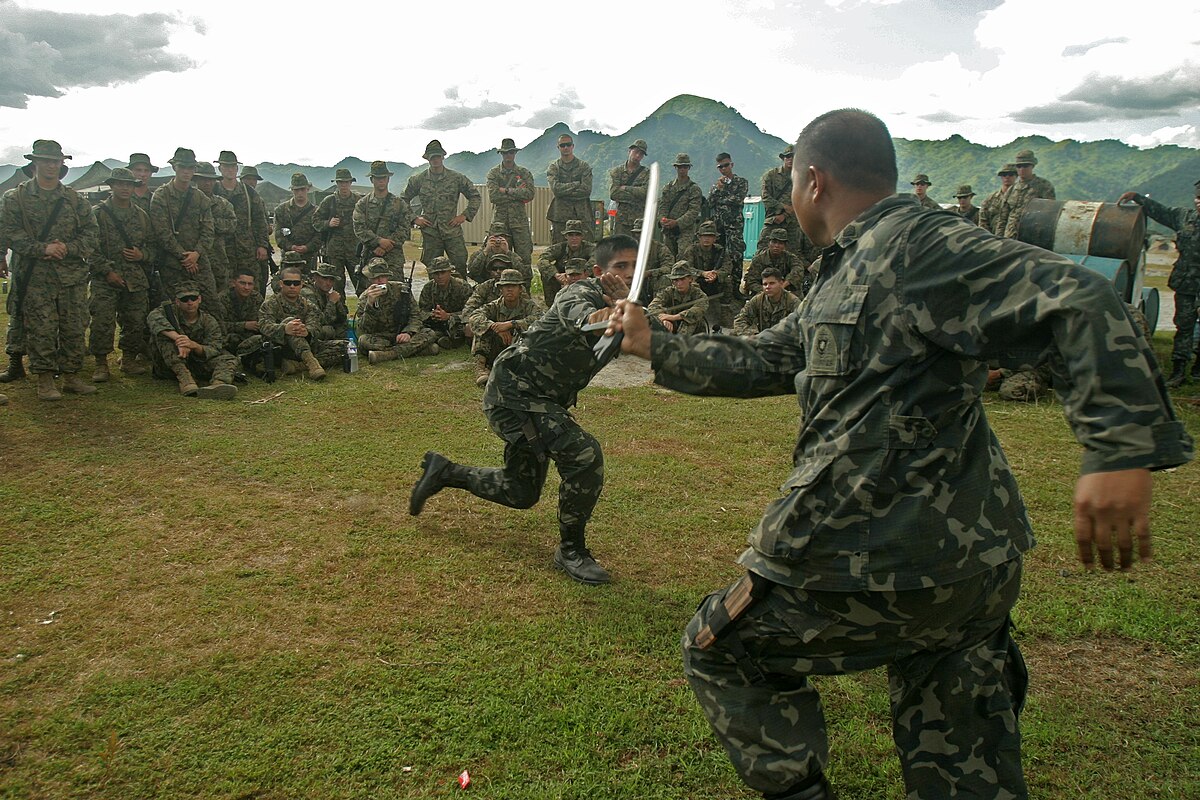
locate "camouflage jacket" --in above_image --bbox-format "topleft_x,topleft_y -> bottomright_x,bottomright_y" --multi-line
467,246 -> 530,285
608,162 -> 650,214
90,199 -> 153,291
731,290 -> 799,337
643,240 -> 681,300
537,240 -> 596,283
680,243 -> 732,297
419,276 -> 472,325
649,195 -> 1192,591
301,284 -> 349,340
546,157 -> 592,222
647,283 -> 708,325
214,181 -> 269,255
952,204 -> 980,225
401,168 -> 480,234
1136,195 -> 1200,295
1002,174 -> 1055,238
274,199 -> 322,255
658,177 -> 702,240
149,181 -> 214,264
313,191 -> 361,255
744,249 -> 805,296
1,180 -> 98,285
482,278 -> 605,414
131,191 -> 153,217
463,278 -> 504,317
761,166 -> 793,219
467,294 -> 543,339
708,173 -> 749,234
147,301 -> 224,350
258,293 -> 325,344
355,280 -> 419,338
978,186 -> 1011,235
353,192 -> 413,251
216,288 -> 264,334
208,193 -> 238,260
916,194 -> 942,211
486,163 -> 536,222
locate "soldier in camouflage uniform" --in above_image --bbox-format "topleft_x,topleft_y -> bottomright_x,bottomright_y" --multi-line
126,152 -> 158,216
302,262 -> 350,342
0,191 -> 19,384
355,257 -> 439,365
978,164 -> 1018,235
952,184 -> 979,224
562,259 -> 590,287
910,173 -> 942,210
647,263 -> 709,335
608,138 -> 650,236
466,269 -> 544,386
146,282 -> 238,399
214,152 -> 271,293
744,228 -> 809,297
462,252 -> 514,320
150,148 -> 217,304
403,140 -> 481,276
731,267 -> 799,337
88,168 -> 153,382
410,235 -> 652,585
609,109 -> 1193,800
1,139 -> 100,400
467,222 -> 531,287
486,138 -> 535,266
259,261 -> 343,379
353,160 -> 415,282
546,133 -> 593,244
216,266 -> 264,359
680,220 -> 734,330
536,219 -> 595,306
756,144 -> 801,256
632,215 -> 677,303
709,152 -> 749,289
658,154 -> 704,258
192,162 -> 236,291
1002,149 -> 1055,239
1120,182 -> 1200,386
274,173 -> 322,279
313,168 -> 361,295
418,256 -> 472,349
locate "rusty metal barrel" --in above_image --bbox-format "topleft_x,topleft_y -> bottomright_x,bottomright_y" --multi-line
1016,199 -> 1145,267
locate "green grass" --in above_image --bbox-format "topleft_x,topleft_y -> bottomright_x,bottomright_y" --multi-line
1,318 -> 1197,799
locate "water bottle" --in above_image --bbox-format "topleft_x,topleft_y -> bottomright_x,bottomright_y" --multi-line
344,337 -> 359,373
262,340 -> 276,383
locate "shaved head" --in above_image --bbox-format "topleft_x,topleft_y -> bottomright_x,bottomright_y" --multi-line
794,109 -> 897,195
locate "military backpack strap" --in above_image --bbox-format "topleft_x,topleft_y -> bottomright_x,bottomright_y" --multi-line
98,203 -> 135,250
293,203 -> 315,223
172,187 -> 194,235
163,303 -> 181,333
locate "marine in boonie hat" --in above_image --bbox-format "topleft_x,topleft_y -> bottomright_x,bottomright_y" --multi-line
668,262 -> 694,280
997,164 -> 1018,176
427,256 -> 454,274
367,160 -> 392,178
954,184 -> 975,198
126,152 -> 158,173
673,153 -> 692,167
103,167 -> 140,185
215,150 -> 240,165
280,251 -> 307,266
1013,149 -> 1038,166
25,139 -> 72,162
910,173 -> 931,185
193,162 -> 219,179
168,147 -> 199,168
332,168 -> 356,183
362,257 -> 392,279
239,165 -> 263,180
498,138 -> 519,153
423,139 -> 447,160
496,268 -> 525,286
564,219 -> 585,235
315,262 -> 342,279
290,172 -> 312,189
779,144 -> 794,159
628,138 -> 648,155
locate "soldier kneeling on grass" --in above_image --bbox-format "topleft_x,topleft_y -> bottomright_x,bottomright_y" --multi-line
146,282 -> 239,399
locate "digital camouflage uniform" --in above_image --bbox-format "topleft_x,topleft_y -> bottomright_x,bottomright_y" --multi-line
658,174 -> 703,258
680,241 -> 734,329
313,188 -> 361,291
917,194 -> 942,211
149,181 -> 217,302
608,161 -> 650,236
214,180 -> 270,291
215,286 -> 264,355
1,179 -> 98,375
206,192 -> 238,290
953,204 -> 980,225
709,169 -> 749,286
546,155 -> 593,243
756,165 -> 801,255
259,292 -> 344,368
301,283 -> 349,341
731,287 -> 799,337
638,230 -> 678,301
402,167 -> 480,274
88,197 -> 153,361
146,300 -> 237,383
536,238 -> 595,306
467,293 -> 544,366
467,245 -> 531,287
486,160 -> 536,266
274,198 -> 322,277
1002,175 -> 1055,239
355,279 -> 437,358
978,184 -> 1013,236
647,281 -> 709,335
652,195 -> 1192,799
418,273 -> 472,345
352,191 -> 414,274
745,248 -> 808,297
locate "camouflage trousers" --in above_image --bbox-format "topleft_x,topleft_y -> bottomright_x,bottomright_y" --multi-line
22,271 -> 88,374
613,208 -> 643,237
159,263 -> 219,308
492,212 -> 534,266
997,366 -> 1051,402
444,406 -> 604,529
422,319 -> 466,346
150,335 -> 239,384
318,245 -> 357,295
88,279 -> 148,358
5,275 -> 24,356
358,329 -> 437,358
272,335 -> 347,368
419,228 -> 468,276
550,215 -> 594,244
1170,290 -> 1198,364
471,330 -> 515,365
683,558 -> 1027,799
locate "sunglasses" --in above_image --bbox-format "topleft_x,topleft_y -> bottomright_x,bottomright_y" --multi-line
178,295 -> 200,302
281,279 -> 303,286
717,163 -> 731,169
558,143 -> 573,149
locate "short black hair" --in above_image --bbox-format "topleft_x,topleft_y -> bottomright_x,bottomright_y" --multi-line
594,234 -> 638,269
794,109 -> 897,194
716,152 -> 731,161
234,267 -> 257,280
761,267 -> 784,281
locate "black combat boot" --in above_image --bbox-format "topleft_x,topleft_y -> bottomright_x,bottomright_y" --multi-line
409,451 -> 452,516
554,524 -> 611,585
765,772 -> 836,800
1191,354 -> 1200,380
0,355 -> 25,383
1166,359 -> 1189,388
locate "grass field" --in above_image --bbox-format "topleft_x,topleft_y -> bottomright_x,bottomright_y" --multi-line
1,302 -> 1198,798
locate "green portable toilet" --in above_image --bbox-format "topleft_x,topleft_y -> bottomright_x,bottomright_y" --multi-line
742,197 -> 765,252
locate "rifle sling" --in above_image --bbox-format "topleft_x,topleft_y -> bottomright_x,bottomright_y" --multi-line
11,188 -> 69,307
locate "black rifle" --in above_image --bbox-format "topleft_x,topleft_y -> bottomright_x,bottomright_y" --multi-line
10,191 -> 68,317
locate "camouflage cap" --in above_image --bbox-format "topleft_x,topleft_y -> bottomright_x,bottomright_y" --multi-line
314,262 -> 342,279
563,258 -> 589,275
673,153 -> 692,167
24,139 -> 72,161
668,262 -> 694,280
629,138 -> 648,155
564,219 -> 584,234
910,173 -> 931,185
193,162 -> 218,178
368,160 -> 392,178
779,144 -> 795,159
280,251 -> 306,265
127,153 -> 159,173
1014,149 -> 1037,166
168,147 -> 199,168
362,257 -> 391,279
487,252 -> 514,267
954,184 -> 975,197
290,172 -> 312,189
104,167 -> 140,185
698,220 -> 718,236
997,163 -> 1018,176
768,228 -> 789,243
332,168 -> 356,183
423,139 -> 447,159
487,221 -> 510,238
427,256 -> 454,274
498,137 -> 519,153
215,150 -> 240,165
496,268 -> 525,286
238,165 -> 263,180
175,282 -> 202,299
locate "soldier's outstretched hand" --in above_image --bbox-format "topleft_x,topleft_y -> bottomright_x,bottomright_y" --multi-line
609,299 -> 652,359
1073,468 -> 1152,571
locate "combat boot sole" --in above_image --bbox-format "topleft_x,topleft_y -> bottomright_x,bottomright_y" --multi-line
196,383 -> 238,400
409,451 -> 450,516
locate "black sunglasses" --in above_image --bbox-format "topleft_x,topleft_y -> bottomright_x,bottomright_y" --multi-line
558,143 -> 573,148
281,279 -> 303,286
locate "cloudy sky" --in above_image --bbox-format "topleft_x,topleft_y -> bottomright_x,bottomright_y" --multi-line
0,0 -> 1196,167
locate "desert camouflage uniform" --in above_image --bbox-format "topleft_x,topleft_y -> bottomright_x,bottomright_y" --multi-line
1002,175 -> 1055,239
149,181 -> 217,302
649,195 -> 1191,799
709,172 -> 749,263
146,300 -> 237,382
546,157 -> 593,243
731,289 -> 799,337
1133,194 -> 1199,366
608,162 -> 650,235
274,198 -> 322,277
207,193 -> 237,290
313,190 -> 361,291
467,246 -> 531,287
658,176 -> 703,258
467,293 -> 543,365
352,192 -> 414,274
1,179 -> 98,375
402,168 -> 480,274
744,248 -> 808,297
355,279 -> 436,358
487,162 -> 536,265
259,293 -> 344,368
214,181 -> 270,292
978,185 -> 1012,236
301,283 -> 349,341
418,275 -> 472,344
215,287 -> 264,354
537,239 -> 596,306
680,242 -> 734,329
88,198 -> 152,361
647,283 -> 708,335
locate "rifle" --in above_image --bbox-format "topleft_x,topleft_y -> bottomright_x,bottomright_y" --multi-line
10,189 -> 67,318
